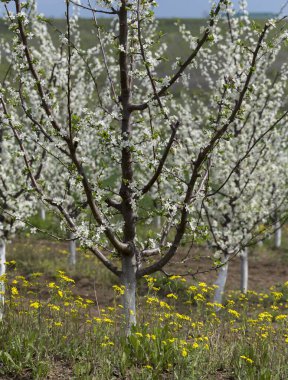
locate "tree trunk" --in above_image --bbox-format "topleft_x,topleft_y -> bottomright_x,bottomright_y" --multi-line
274,220 -> 282,249
213,255 -> 229,306
155,215 -> 161,229
0,240 -> 6,321
39,207 -> 46,221
69,232 -> 77,267
240,248 -> 248,294
121,254 -> 137,335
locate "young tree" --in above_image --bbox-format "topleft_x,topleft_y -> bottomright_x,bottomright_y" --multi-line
0,102 -> 38,319
1,0 -> 288,333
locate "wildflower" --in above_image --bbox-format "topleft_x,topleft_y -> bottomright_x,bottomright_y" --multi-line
30,301 -> 41,309
240,355 -> 254,364
176,313 -> 191,321
166,293 -> 178,300
144,276 -> 156,284
275,314 -> 287,321
48,282 -> 57,289
271,292 -> 283,301
58,290 -> 63,298
192,342 -> 199,349
160,301 -> 170,309
258,312 -> 273,322
48,303 -> 60,311
228,309 -> 240,319
135,332 -> 143,338
145,365 -> 153,370
181,348 -> 188,357
101,341 -> 114,347
54,321 -> 63,327
57,271 -> 75,283
146,296 -> 159,304
30,272 -> 43,278
11,287 -> 19,296
103,318 -> 113,324
112,285 -> 125,295
170,275 -> 181,280
194,293 -> 205,302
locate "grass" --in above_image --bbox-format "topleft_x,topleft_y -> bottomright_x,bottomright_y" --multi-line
0,235 -> 288,379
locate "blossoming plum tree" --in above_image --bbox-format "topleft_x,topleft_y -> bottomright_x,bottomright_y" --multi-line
1,0 -> 288,333
0,103 -> 38,319
194,3 -> 288,304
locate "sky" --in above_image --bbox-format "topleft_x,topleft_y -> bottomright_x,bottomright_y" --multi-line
24,0 -> 287,18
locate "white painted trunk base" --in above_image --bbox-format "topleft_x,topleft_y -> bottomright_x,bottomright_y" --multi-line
240,248 -> 248,294
213,256 -> 229,306
155,216 -> 161,229
39,208 -> 46,221
0,240 -> 6,321
69,233 -> 77,267
121,255 -> 137,335
274,221 -> 282,249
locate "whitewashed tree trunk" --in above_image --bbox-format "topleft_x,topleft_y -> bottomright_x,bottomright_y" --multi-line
39,208 -> 46,221
213,255 -> 229,306
0,240 -> 6,321
240,248 -> 248,294
69,232 -> 77,267
121,254 -> 137,335
274,220 -> 282,248
155,215 -> 161,229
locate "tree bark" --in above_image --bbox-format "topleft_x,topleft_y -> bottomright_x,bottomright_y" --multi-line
0,240 -> 6,321
274,220 -> 282,248
240,248 -> 248,294
214,255 -> 229,305
121,254 -> 137,335
69,232 -> 77,267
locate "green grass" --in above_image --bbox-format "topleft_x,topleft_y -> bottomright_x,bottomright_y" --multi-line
1,259 -> 288,379
0,234 -> 287,379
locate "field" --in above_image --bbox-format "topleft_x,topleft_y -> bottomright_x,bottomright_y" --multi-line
0,227 -> 287,379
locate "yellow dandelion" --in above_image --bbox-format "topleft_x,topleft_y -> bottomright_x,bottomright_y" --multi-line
166,293 -> 178,300
228,309 -> 240,319
240,355 -> 254,365
30,301 -> 41,309
181,348 -> 188,357
11,287 -> 19,296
